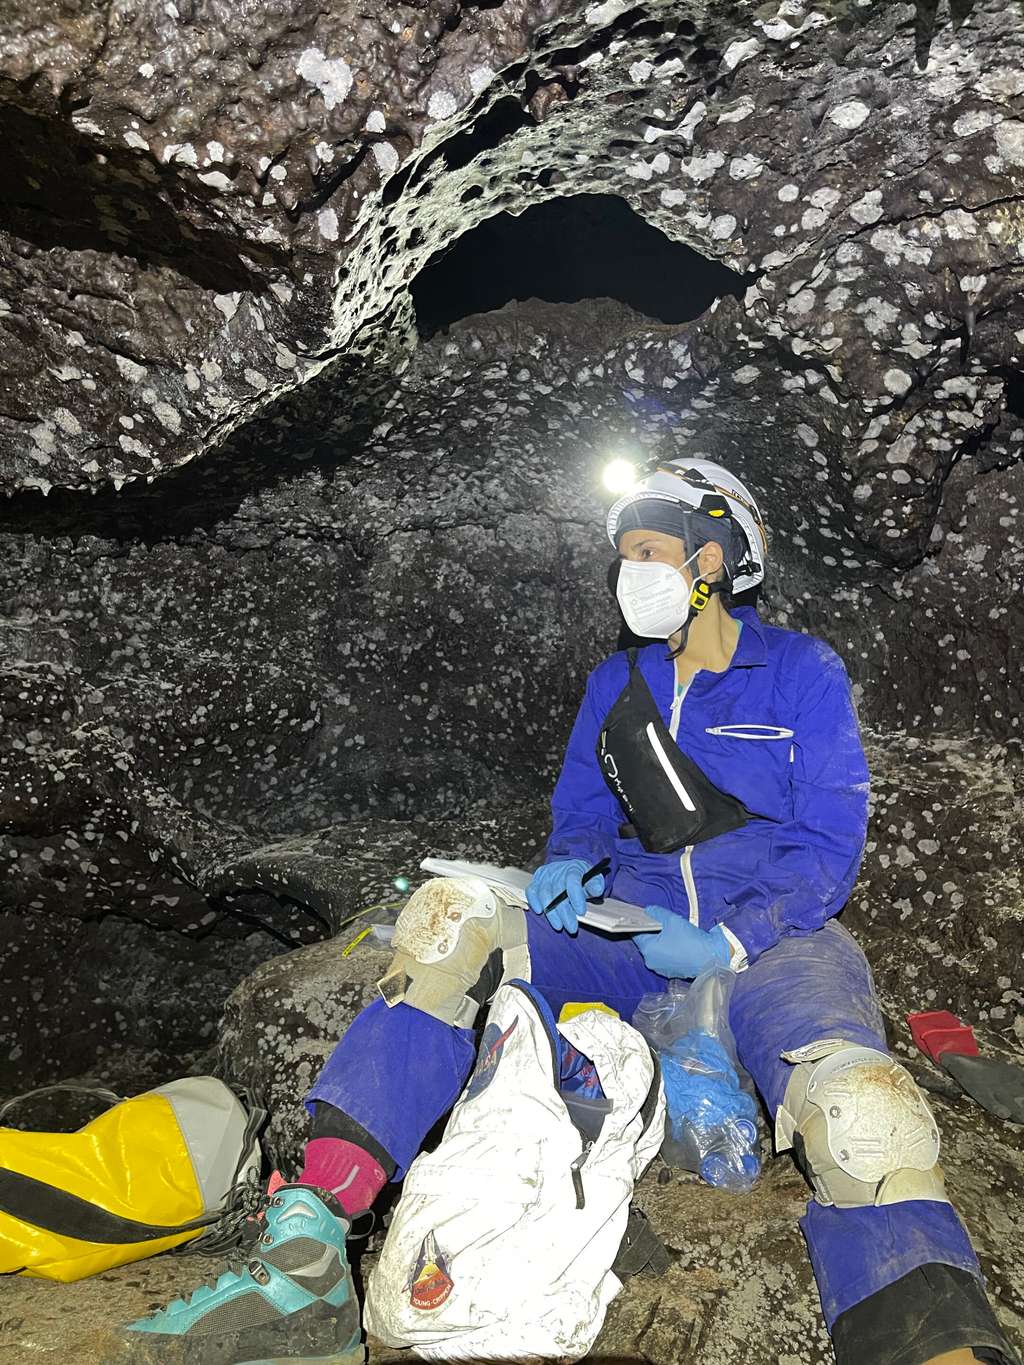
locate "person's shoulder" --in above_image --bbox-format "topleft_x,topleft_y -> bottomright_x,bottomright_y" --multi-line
588,642 -> 659,693
758,619 -> 849,680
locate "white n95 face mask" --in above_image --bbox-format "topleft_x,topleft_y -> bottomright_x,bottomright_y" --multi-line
615,551 -> 699,639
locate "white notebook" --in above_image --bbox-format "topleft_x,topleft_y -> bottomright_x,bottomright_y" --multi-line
419,857 -> 660,934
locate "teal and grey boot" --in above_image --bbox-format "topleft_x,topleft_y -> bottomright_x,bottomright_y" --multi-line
112,1185 -> 363,1365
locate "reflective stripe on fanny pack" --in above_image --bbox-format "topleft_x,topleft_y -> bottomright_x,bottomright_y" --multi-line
644,722 -> 697,812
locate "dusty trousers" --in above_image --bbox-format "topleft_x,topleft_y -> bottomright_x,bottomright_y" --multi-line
308,913 -> 983,1331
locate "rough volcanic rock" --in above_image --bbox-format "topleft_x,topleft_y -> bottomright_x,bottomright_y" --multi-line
218,933 -> 392,1173
3,0 -> 1024,525
849,732 -> 1024,1041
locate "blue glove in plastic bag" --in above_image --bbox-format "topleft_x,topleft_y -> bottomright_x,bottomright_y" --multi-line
633,967 -> 761,1192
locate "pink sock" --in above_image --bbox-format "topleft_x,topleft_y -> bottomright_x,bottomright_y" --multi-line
298,1137 -> 388,1216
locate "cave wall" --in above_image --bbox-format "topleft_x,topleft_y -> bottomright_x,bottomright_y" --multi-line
1,0 -> 1023,1088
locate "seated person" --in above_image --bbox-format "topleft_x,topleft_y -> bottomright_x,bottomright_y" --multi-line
117,458 -> 1016,1365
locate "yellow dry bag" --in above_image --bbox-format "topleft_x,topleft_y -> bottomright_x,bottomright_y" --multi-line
0,1077 -> 262,1281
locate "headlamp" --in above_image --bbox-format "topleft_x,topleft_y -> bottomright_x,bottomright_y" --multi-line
602,457 -> 638,495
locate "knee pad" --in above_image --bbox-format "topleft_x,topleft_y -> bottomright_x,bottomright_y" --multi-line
377,877 -> 530,1029
775,1040 -> 948,1209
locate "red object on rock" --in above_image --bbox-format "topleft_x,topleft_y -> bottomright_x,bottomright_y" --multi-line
907,1010 -> 980,1063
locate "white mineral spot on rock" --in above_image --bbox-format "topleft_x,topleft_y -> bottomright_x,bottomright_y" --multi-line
870,226 -> 932,267
711,213 -> 737,239
269,282 -> 293,305
678,100 -> 706,144
825,285 -> 850,311
274,345 -> 297,370
71,113 -> 105,136
891,469 -> 911,484
469,66 -> 495,96
959,274 -> 987,294
153,402 -> 181,432
371,142 -> 399,175
629,60 -> 653,82
244,369 -> 268,390
31,422 -> 56,454
651,151 -> 670,174
884,368 -> 912,396
206,140 -> 225,162
184,365 -> 200,392
586,0 -> 629,24
124,131 -> 149,151
801,206 -> 828,230
163,142 -> 198,166
810,186 -> 841,211
722,38 -> 761,71
201,358 -> 223,381
427,89 -> 458,120
115,355 -> 147,382
730,153 -> 763,179
788,288 -> 816,314
54,408 -> 81,435
270,164 -> 287,181
828,100 -> 870,130
315,141 -> 336,163
297,48 -> 353,111
659,187 -> 687,208
734,365 -> 760,384
796,423 -> 818,448
683,149 -> 725,182
717,99 -> 754,124
139,62 -> 155,78
626,161 -> 653,180
778,182 -> 799,202
198,170 -> 232,190
318,207 -> 339,240
214,293 -> 240,321
850,188 -> 883,224
994,121 -> 1024,165
953,109 -> 999,138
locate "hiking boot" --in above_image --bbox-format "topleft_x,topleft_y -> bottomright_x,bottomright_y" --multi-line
110,1184 -> 363,1365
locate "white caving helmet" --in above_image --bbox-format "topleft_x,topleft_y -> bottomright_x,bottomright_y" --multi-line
606,457 -> 768,596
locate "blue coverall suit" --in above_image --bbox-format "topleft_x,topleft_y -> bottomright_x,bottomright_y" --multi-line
310,606 -> 982,1331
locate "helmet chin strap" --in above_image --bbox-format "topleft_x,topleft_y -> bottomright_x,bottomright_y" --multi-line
665,576 -> 729,662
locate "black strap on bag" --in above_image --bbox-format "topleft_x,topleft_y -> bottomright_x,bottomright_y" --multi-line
612,1207 -> 671,1278
596,649 -> 756,855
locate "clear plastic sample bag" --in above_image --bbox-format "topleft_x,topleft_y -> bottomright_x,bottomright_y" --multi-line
632,965 -> 761,1192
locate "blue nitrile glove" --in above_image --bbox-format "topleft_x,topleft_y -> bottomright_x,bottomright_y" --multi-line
636,905 -> 731,978
525,859 -> 606,933
662,1038 -> 759,1133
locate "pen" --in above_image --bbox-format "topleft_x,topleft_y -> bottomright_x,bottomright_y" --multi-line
543,856 -> 612,912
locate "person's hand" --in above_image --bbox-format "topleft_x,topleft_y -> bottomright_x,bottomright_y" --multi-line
636,905 -> 731,978
525,860 -> 606,933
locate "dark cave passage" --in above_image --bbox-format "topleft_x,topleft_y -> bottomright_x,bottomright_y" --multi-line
412,192 -> 747,338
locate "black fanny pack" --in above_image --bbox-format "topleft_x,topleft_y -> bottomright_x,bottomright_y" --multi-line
596,648 -> 755,855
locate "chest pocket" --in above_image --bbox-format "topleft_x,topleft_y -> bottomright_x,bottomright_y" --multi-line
704,724 -> 794,742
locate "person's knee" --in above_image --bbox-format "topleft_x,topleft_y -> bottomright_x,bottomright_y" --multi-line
775,1041 -> 949,1208
377,877 -> 530,1029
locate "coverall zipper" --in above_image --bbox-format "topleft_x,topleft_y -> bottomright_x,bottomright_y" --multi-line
669,675 -> 700,926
